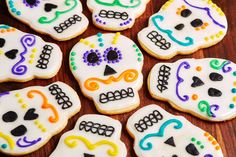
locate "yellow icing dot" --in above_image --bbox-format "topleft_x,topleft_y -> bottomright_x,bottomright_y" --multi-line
29,60 -> 34,64
34,120 -> 39,125
32,48 -> 37,53
204,37 -> 209,41
0,50 -> 3,55
90,44 -> 95,48
233,97 -> 236,102
30,54 -> 35,58
42,128 -> 47,132
21,104 -> 27,109
15,93 -> 20,97
233,81 -> 236,86
18,98 -> 24,103
215,146 -> 221,150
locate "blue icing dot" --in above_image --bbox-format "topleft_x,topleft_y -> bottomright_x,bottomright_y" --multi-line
229,104 -> 235,109
16,11 -> 21,15
233,71 -> 236,76
98,38 -> 103,42
1,144 -> 7,149
232,88 -> 236,93
99,43 -> 104,47
97,33 -> 102,37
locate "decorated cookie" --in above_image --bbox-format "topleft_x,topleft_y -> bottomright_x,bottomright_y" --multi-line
0,24 -> 62,83
87,0 -> 150,31
6,0 -> 89,41
69,33 -> 144,114
50,114 -> 127,157
0,82 -> 81,155
127,104 -> 223,157
138,0 -> 228,59
148,58 -> 236,121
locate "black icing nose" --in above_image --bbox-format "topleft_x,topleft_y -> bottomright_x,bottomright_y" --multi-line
186,143 -> 199,156
104,65 -> 117,76
84,153 -> 95,157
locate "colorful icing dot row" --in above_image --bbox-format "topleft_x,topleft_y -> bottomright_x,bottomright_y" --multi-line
161,0 -> 174,10
97,33 -> 104,47
70,51 -> 77,71
204,31 -> 224,41
79,38 -> 95,48
112,32 -> 120,45
34,120 -> 47,132
133,44 -> 142,62
191,137 -> 205,149
204,132 -> 221,150
28,48 -> 38,64
8,0 -> 21,16
15,93 -> 28,109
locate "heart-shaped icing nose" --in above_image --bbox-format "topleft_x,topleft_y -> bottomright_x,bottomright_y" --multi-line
0,38 -> 5,48
5,49 -> 18,59
24,108 -> 39,120
44,3 -> 58,12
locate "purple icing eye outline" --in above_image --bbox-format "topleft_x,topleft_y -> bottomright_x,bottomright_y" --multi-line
16,136 -> 41,148
83,49 -> 102,66
103,47 -> 122,64
23,0 -> 40,8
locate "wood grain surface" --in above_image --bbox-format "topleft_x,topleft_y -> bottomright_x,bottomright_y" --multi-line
0,0 -> 236,156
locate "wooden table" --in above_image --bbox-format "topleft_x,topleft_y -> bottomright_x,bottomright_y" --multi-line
0,0 -> 235,156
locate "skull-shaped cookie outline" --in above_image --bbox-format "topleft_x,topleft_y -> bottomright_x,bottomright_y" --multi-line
0,82 -> 81,156
138,0 -> 228,59
87,0 -> 150,31
70,33 -> 143,114
50,114 -> 127,157
127,105 -> 223,157
0,24 -> 62,83
148,58 -> 236,121
6,0 -> 89,41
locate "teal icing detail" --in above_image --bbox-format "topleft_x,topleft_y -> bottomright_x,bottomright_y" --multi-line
94,0 -> 141,8
151,15 -> 194,46
0,25 -> 10,29
139,119 -> 183,151
97,33 -> 104,47
1,144 -> 7,149
8,0 -> 21,16
229,104 -> 235,109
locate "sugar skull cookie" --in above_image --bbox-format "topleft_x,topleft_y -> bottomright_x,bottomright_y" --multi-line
148,58 -> 236,121
138,0 -> 228,59
6,0 -> 89,41
87,0 -> 150,31
127,105 -> 223,157
69,33 -> 144,114
50,114 -> 127,157
0,24 -> 62,83
0,82 -> 81,155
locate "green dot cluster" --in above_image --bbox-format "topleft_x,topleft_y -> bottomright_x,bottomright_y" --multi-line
133,44 -> 142,62
70,51 -> 77,71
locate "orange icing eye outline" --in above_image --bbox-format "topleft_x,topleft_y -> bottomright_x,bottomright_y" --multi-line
27,90 -> 59,123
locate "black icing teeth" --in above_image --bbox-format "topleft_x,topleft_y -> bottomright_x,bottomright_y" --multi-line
99,87 -> 134,104
147,31 -> 171,50
99,10 -> 129,20
36,45 -> 53,69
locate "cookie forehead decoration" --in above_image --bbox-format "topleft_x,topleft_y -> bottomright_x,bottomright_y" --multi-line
50,114 -> 127,157
6,0 -> 89,41
0,82 -> 81,155
0,24 -> 62,83
138,0 -> 228,59
70,33 -> 143,114
127,105 -> 223,157
87,0 -> 150,31
148,58 -> 236,121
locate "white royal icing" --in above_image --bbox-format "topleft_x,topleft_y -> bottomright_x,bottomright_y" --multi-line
69,32 -> 144,114
0,24 -> 62,83
6,0 -> 89,41
87,0 -> 150,31
50,114 -> 127,157
0,82 -> 81,155
138,0 -> 228,59
127,104 -> 223,157
148,58 -> 236,121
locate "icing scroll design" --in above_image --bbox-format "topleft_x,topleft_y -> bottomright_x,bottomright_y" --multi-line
0,92 -> 10,97
183,0 -> 226,28
16,136 -> 41,148
38,0 -> 78,24
84,69 -> 139,91
27,90 -> 59,123
0,132 -> 15,150
176,61 -> 190,101
12,34 -> 36,75
210,59 -> 232,73
151,15 -> 194,46
64,135 -> 119,156
139,119 -> 183,151
198,100 -> 219,118
94,0 -> 141,8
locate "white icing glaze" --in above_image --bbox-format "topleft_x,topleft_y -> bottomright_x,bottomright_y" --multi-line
6,0 -> 89,41
138,0 -> 228,59
127,104 -> 223,157
0,24 -> 62,83
87,0 -> 150,31
0,82 -> 81,155
50,114 -> 127,157
69,33 -> 144,114
148,58 -> 236,121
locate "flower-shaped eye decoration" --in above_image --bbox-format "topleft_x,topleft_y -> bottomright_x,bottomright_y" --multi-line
23,0 -> 40,8
103,47 -> 122,64
83,49 -> 102,66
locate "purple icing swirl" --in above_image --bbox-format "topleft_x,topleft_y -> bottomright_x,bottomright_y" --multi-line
0,91 -> 9,97
11,34 -> 36,75
16,136 -> 41,148
176,61 -> 190,101
183,0 -> 226,29
222,61 -> 232,73
209,104 -> 220,118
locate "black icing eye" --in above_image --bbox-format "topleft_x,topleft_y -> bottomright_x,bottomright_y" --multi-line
23,0 -> 40,8
172,155 -> 178,157
175,24 -> 185,30
2,111 -> 18,122
11,125 -> 27,137
181,9 -> 192,17
191,19 -> 203,27
5,49 -> 18,60
83,50 -> 102,66
0,38 -> 5,48
104,47 -> 122,64
209,72 -> 223,81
